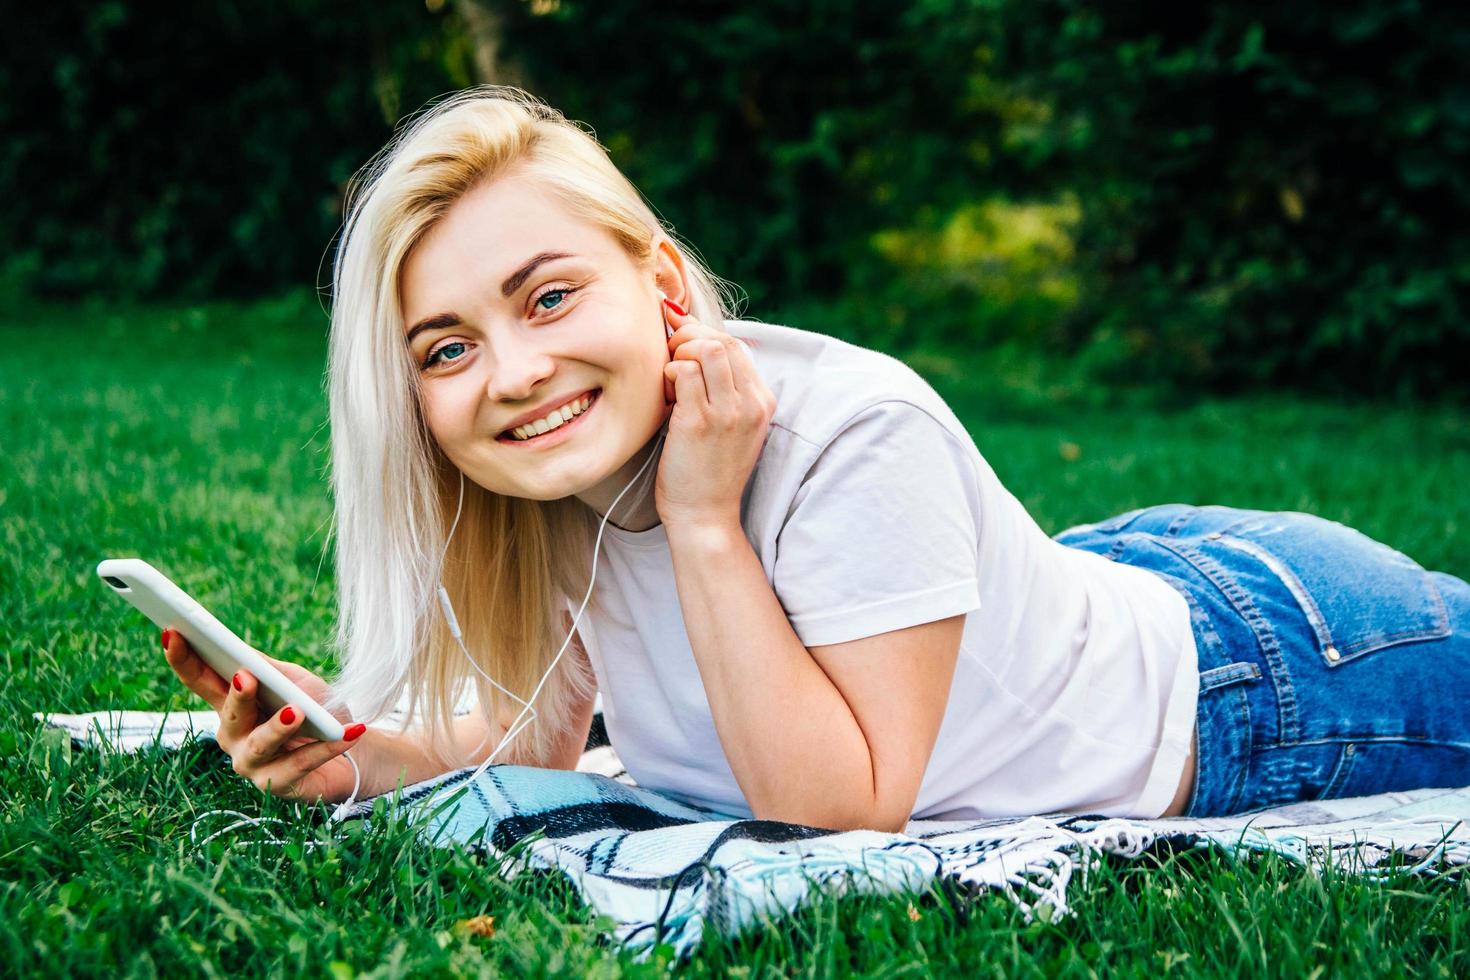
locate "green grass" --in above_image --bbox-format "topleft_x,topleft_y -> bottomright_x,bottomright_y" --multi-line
3,290 -> 1468,976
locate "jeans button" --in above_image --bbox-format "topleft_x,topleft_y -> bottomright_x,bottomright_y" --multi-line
1205,531 -> 1222,540
1325,645 -> 1341,663
1344,743 -> 1356,756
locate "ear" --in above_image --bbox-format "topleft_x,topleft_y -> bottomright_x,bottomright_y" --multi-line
650,239 -> 692,313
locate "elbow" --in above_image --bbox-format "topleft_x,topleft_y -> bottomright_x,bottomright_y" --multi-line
751,802 -> 910,835
744,751 -> 915,833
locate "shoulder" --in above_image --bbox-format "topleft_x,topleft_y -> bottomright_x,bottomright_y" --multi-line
723,318 -> 972,455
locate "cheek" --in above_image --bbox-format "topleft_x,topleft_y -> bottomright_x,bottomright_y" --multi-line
579,332 -> 665,396
612,341 -> 670,409
418,383 -> 475,444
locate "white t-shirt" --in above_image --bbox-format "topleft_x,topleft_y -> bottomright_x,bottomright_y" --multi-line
570,319 -> 1199,821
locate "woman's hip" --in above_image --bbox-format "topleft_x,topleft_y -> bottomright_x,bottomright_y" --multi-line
1055,503 -> 1470,815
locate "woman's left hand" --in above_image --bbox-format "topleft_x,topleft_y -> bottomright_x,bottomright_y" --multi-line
656,301 -> 777,530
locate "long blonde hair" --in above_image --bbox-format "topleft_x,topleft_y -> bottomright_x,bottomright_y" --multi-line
323,85 -> 737,769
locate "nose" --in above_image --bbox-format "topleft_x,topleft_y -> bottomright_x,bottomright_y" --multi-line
482,337 -> 557,405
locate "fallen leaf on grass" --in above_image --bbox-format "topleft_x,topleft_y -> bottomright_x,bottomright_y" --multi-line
454,915 -> 496,938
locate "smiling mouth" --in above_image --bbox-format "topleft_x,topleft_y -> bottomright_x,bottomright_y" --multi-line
496,388 -> 601,445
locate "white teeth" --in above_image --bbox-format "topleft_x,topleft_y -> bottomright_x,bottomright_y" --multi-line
509,393 -> 595,441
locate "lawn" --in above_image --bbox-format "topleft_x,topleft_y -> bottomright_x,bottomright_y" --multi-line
3,290 -> 1468,976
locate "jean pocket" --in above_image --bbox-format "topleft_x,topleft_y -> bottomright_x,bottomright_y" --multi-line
1210,512 -> 1451,667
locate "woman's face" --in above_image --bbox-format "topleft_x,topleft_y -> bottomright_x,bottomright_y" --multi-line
400,172 -> 683,507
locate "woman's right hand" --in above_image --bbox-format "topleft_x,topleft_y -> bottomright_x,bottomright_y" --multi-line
162,628 -> 369,804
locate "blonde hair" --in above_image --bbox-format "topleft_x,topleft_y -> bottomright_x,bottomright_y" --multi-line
323,85 -> 738,770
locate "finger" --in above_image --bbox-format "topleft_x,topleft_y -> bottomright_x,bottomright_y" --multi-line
666,320 -> 721,355
724,333 -> 763,389
254,726 -> 367,796
255,650 -> 294,673
254,653 -> 322,697
661,303 -> 688,405
688,338 -> 739,405
665,305 -> 725,347
162,629 -> 229,707
661,296 -> 691,331
237,703 -> 307,771
665,359 -> 710,412
216,668 -> 262,745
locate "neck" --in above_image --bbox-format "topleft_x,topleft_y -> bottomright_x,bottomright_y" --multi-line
575,427 -> 665,532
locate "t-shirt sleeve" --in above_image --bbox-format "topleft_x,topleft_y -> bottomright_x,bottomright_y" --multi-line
772,400 -> 983,648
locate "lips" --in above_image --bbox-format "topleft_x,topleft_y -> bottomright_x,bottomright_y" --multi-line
496,388 -> 601,443
496,388 -> 599,439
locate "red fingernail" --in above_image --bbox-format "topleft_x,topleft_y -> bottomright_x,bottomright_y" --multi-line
232,672 -> 243,691
281,706 -> 296,725
160,628 -> 172,650
662,298 -> 686,317
344,723 -> 366,741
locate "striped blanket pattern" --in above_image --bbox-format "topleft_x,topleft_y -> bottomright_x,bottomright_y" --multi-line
36,707 -> 1470,959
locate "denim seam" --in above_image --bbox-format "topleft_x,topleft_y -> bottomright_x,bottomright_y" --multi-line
1198,662 -> 1263,692
1163,506 -> 1199,538
1273,734 -> 1470,750
1091,506 -> 1149,534
1214,536 -> 1334,653
1148,536 -> 1302,745
1216,529 -> 1452,663
1222,689 -> 1252,814
1153,571 -> 1253,816
1319,744 -> 1357,800
1321,576 -> 1452,662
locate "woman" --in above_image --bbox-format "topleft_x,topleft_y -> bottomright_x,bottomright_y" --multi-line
162,87 -> 1470,830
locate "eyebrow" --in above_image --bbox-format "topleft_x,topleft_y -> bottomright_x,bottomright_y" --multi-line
404,250 -> 580,345
501,250 -> 577,298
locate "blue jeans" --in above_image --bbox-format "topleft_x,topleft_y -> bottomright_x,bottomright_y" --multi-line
1054,504 -> 1470,817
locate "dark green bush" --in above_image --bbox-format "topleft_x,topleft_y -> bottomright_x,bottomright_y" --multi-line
0,0 -> 468,298
5,0 -> 1466,398
489,0 -> 1009,318
997,0 -> 1470,398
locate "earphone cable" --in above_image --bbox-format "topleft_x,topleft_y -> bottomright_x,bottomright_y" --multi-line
328,422 -> 668,822
191,411 -> 667,849
438,426 -> 666,786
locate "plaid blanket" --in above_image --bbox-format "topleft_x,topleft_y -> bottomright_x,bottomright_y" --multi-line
36,707 -> 1470,959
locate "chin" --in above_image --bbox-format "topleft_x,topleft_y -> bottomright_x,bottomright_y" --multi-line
501,456 -> 619,503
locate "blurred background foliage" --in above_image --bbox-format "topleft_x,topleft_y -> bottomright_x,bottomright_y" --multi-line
3,0 -> 1467,400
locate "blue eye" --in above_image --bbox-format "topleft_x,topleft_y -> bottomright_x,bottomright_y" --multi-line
537,289 -> 567,311
533,285 -> 579,315
423,341 -> 466,369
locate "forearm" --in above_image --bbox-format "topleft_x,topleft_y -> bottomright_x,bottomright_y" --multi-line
353,673 -> 596,799
351,712 -> 505,799
666,521 -> 878,830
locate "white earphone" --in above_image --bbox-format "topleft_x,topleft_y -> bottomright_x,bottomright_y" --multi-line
424,293 -> 674,795
192,293 -> 675,847
433,437 -> 663,773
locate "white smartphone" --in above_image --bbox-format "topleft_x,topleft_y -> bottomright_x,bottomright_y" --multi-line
96,558 -> 345,742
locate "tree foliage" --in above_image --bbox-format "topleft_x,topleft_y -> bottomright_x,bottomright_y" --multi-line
4,0 -> 1467,397
997,0 -> 1470,397
485,0 -> 1012,321
0,1 -> 469,297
